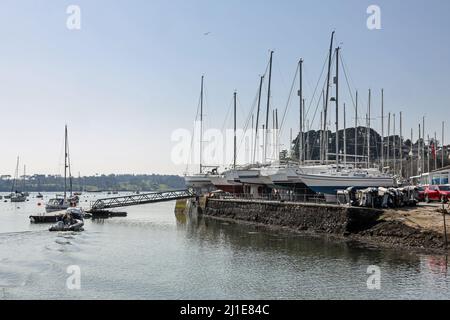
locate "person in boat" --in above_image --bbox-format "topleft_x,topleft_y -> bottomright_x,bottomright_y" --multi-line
67,208 -> 84,221
51,210 -> 84,232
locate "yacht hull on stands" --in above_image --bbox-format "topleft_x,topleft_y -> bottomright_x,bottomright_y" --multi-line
297,173 -> 395,195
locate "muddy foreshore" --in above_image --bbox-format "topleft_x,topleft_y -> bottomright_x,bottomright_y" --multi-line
201,198 -> 450,254
352,220 -> 447,253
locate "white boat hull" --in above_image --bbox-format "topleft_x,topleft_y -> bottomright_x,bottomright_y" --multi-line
297,173 -> 394,195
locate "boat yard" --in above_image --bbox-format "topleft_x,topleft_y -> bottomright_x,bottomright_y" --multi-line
177,30 -> 450,254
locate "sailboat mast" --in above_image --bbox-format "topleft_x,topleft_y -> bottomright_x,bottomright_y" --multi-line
400,111 -> 403,177
253,76 -> 264,164
322,31 -> 335,163
418,123 -> 422,174
320,90 -> 325,163
381,89 -> 384,169
411,128 -> 414,177
367,89 -> 371,168
442,121 -> 445,168
393,113 -> 396,175
251,115 -> 254,163
355,91 -> 358,164
343,103 -> 347,165
387,113 -> 391,170
233,91 -> 237,170
335,47 -> 340,165
200,76 -> 204,174
64,125 -> 68,199
422,116 -> 425,173
434,132 -> 438,170
298,61 -> 304,164
303,99 -> 307,161
264,51 -> 274,164
427,134 -> 431,173
11,156 -> 19,193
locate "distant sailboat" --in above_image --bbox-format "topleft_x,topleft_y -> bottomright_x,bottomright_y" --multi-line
10,156 -> 27,203
46,125 -> 79,213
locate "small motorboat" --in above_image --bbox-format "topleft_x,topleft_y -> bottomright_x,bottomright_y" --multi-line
10,192 -> 27,203
46,196 -> 70,212
45,195 -> 79,212
49,220 -> 84,232
49,207 -> 85,232
36,193 -> 44,199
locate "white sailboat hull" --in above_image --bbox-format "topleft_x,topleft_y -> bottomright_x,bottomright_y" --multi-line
297,172 -> 395,195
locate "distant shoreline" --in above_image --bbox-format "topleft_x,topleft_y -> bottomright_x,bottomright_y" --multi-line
0,174 -> 186,193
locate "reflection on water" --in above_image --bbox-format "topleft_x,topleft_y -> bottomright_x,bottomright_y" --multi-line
0,193 -> 449,299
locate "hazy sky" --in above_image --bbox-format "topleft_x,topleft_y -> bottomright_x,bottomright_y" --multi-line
0,0 -> 449,176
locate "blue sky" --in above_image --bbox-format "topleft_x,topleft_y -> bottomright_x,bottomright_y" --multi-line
0,0 -> 449,175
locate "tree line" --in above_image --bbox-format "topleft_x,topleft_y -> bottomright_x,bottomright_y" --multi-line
0,174 -> 186,192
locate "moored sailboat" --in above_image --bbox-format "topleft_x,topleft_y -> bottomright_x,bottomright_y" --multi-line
9,157 -> 27,203
46,125 -> 79,213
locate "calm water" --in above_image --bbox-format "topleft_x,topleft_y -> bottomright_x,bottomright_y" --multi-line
0,192 -> 449,300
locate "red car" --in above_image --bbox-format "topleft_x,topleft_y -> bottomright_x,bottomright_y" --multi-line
424,185 -> 450,203
417,186 -> 426,202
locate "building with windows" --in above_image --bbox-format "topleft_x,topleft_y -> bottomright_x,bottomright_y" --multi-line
411,166 -> 450,185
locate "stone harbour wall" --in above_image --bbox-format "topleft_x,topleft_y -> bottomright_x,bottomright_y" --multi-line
204,199 -> 382,235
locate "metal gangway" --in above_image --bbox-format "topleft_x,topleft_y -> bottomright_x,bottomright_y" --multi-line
90,189 -> 197,210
